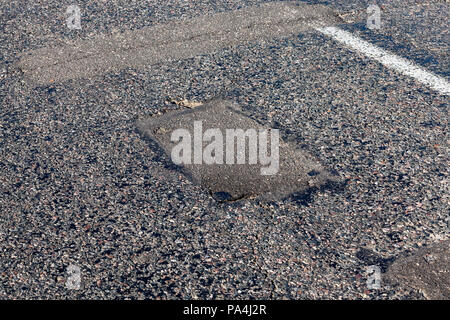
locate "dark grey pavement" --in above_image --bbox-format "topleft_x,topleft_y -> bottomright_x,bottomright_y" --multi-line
0,1 -> 448,299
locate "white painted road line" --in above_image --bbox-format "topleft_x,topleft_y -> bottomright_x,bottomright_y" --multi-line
316,26 -> 450,96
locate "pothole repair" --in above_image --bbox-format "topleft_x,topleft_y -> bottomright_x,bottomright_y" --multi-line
137,99 -> 338,202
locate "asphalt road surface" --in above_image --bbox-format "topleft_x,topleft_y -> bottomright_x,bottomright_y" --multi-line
0,0 -> 448,299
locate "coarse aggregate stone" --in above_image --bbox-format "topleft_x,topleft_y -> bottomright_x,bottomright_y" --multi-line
0,0 -> 448,299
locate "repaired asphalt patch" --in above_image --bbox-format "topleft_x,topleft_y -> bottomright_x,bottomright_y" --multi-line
386,240 -> 449,300
17,2 -> 341,85
136,99 -> 335,202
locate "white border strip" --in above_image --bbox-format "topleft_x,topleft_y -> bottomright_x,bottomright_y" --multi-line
316,26 -> 450,96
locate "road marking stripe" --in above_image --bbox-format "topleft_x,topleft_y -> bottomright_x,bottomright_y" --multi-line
316,26 -> 450,96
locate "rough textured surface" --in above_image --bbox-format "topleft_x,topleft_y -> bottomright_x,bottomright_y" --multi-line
137,99 -> 333,201
0,0 -> 448,299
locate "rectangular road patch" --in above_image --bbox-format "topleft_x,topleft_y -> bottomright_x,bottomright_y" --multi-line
18,2 -> 340,85
136,99 -> 335,202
